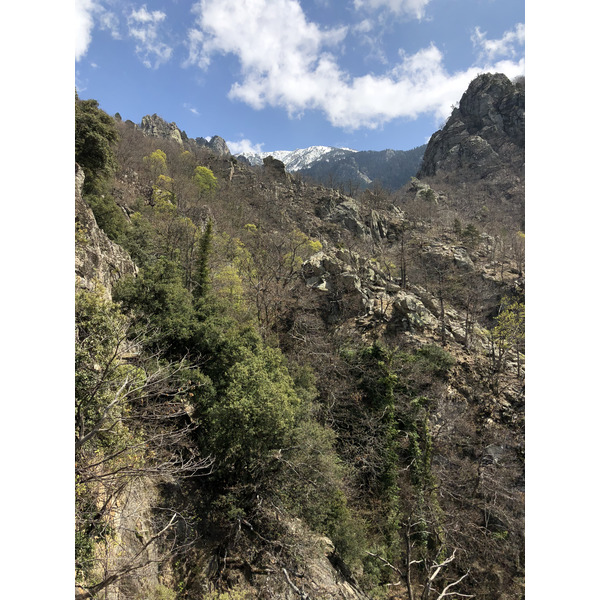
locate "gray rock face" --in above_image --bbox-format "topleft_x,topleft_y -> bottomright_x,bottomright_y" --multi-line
301,248 -> 489,349
138,115 -> 231,156
139,114 -> 183,145
190,135 -> 231,157
206,135 -> 230,156
316,196 -> 368,238
418,73 -> 524,180
262,155 -> 288,179
75,164 -> 137,299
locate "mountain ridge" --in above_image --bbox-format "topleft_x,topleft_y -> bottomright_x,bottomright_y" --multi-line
237,145 -> 357,171
75,71 -> 525,600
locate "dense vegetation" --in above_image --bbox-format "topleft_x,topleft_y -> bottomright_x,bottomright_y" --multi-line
75,90 -> 524,600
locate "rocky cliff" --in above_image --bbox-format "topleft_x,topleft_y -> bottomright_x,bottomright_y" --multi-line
418,73 -> 524,182
138,113 -> 231,156
139,114 -> 184,145
75,163 -> 137,298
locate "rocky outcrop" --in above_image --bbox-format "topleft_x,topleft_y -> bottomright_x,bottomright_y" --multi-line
302,247 -> 488,350
190,135 -> 231,157
139,114 -> 183,145
262,155 -> 288,180
206,135 -> 230,157
139,115 -> 231,156
418,73 -> 524,180
75,164 -> 137,298
317,197 -> 368,238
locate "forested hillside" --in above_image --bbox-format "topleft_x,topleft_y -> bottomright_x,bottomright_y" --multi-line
75,74 -> 524,600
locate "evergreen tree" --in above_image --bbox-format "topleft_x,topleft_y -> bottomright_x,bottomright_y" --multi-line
75,93 -> 119,192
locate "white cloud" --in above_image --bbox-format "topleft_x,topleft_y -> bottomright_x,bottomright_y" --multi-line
472,23 -> 525,62
75,0 -> 98,61
355,19 -> 374,33
99,10 -> 120,39
184,102 -> 200,116
353,0 -> 432,20
227,139 -> 265,155
127,5 -> 172,68
183,28 -> 207,68
76,1 -> 122,60
187,0 -> 524,130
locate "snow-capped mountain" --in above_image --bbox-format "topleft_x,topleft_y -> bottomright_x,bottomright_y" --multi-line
236,145 -> 356,172
236,144 -> 427,192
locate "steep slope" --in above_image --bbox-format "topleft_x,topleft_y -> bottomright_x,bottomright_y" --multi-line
75,163 -> 137,298
76,71 -> 525,600
414,73 -> 525,231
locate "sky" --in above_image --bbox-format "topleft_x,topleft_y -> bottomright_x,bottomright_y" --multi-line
75,0 -> 524,153
4,3 -> 600,598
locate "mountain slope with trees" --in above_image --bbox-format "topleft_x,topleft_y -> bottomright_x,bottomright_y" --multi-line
75,72 -> 525,600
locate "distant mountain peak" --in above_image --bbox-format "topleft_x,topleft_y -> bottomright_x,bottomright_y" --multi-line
236,145 -> 357,172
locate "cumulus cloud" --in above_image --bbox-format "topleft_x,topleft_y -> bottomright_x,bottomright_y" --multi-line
75,0 -> 98,61
127,5 -> 172,68
76,1 -> 122,60
353,0 -> 432,20
472,23 -> 525,62
187,0 -> 524,130
227,138 -> 265,155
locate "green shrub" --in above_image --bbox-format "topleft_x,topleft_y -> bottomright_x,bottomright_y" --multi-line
75,94 -> 119,193
85,193 -> 129,243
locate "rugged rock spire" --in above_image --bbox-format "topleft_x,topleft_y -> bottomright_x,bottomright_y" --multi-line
139,114 -> 183,145
418,73 -> 524,180
138,113 -> 231,156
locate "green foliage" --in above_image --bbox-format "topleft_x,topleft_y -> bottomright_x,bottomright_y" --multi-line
205,587 -> 251,600
453,218 -> 463,237
75,95 -> 119,192
488,295 -> 525,381
199,344 -> 301,471
152,174 -> 176,204
75,286 -> 147,583
122,210 -> 158,268
421,187 -> 436,202
412,344 -> 456,377
193,165 -> 218,195
139,584 -> 177,600
85,193 -> 129,243
283,230 -> 323,270
461,223 -> 481,248
75,529 -> 95,582
193,220 -> 213,300
143,149 -> 168,180
491,297 -> 525,352
114,258 -> 197,354
75,286 -> 132,445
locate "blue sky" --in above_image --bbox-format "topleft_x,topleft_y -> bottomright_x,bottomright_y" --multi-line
75,0 -> 524,153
